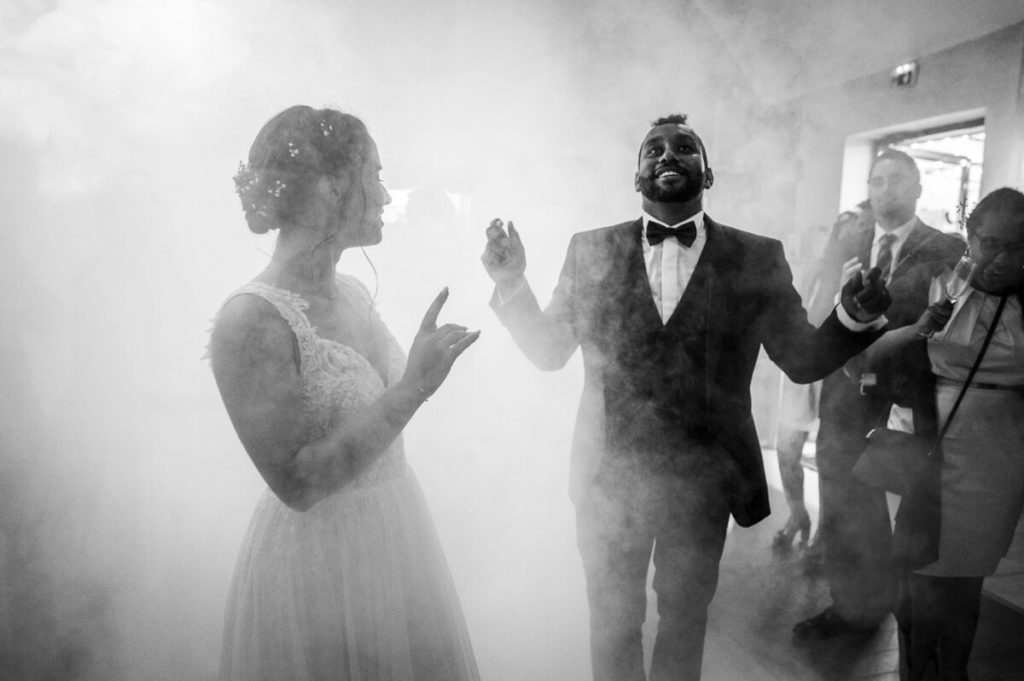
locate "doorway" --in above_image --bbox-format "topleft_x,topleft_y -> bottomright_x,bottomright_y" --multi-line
877,119 -> 985,235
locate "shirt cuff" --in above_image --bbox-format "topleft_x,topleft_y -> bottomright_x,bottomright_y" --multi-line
835,303 -> 888,332
494,278 -> 527,306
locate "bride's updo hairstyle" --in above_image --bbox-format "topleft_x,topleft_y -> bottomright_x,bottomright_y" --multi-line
234,105 -> 372,234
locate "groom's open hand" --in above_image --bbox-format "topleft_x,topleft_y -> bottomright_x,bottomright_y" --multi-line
481,218 -> 527,295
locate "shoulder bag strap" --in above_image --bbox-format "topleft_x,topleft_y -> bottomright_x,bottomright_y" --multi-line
933,294 -> 1009,449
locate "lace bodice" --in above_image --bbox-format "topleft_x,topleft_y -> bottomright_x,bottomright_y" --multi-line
215,276 -> 409,487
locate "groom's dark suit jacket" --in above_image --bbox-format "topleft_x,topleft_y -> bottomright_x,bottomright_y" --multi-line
493,216 -> 882,526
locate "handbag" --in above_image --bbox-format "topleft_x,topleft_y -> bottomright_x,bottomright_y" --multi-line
854,427 -> 933,497
853,294 -> 1008,496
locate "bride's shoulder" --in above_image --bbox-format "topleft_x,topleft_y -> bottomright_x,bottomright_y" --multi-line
208,284 -> 303,361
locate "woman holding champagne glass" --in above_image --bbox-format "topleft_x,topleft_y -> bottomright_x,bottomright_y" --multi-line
871,187 -> 1024,680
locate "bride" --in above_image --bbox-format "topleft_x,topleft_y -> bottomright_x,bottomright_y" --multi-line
208,105 -> 480,681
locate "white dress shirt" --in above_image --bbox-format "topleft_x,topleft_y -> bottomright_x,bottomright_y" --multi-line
641,210 -> 706,324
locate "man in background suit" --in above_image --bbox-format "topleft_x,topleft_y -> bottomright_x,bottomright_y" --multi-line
481,114 -> 892,681
794,149 -> 964,640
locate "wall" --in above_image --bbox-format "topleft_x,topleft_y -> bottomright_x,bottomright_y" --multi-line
792,21 -> 1024,231
745,22 -> 1023,446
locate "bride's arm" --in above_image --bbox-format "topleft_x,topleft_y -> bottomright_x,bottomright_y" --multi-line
210,291 -> 476,512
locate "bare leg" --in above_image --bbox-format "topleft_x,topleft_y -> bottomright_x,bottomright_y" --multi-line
773,425 -> 811,553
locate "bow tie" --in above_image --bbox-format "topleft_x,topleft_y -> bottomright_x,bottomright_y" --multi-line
646,220 -> 696,247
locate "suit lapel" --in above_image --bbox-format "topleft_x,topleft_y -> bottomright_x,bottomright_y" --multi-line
666,217 -> 726,413
611,220 -> 663,329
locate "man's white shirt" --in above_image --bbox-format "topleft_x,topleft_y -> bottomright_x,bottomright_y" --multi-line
641,210 -> 706,323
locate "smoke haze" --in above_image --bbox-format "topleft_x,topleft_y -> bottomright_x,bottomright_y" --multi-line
3,1 -> 1024,679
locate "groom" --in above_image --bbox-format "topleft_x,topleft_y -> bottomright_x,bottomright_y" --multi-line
482,114 -> 892,681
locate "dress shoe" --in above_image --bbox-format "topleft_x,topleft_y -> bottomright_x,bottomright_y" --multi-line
792,607 -> 877,641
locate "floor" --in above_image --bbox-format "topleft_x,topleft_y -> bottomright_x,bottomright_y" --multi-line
692,449 -> 1024,681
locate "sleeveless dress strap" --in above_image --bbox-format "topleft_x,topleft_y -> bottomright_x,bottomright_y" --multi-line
216,282 -> 320,366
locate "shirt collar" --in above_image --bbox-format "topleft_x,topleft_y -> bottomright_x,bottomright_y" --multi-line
642,210 -> 705,233
874,216 -> 916,245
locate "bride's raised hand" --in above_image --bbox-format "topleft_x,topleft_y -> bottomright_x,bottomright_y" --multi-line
400,288 -> 480,399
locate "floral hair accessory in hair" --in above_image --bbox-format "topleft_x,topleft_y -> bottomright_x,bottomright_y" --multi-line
233,161 -> 257,193
320,119 -> 334,136
233,161 -> 270,219
287,142 -> 300,158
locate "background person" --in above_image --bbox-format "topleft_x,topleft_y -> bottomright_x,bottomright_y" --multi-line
773,202 -> 870,556
876,188 -> 1024,680
796,150 -> 964,640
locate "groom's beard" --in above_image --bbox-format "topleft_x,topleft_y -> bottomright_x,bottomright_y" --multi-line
637,169 -> 705,204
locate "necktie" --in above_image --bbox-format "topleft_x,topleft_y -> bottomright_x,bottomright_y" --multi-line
876,233 -> 897,280
647,221 -> 697,247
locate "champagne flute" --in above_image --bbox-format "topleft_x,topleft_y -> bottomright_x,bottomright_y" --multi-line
946,202 -> 978,304
919,254 -> 977,339
944,254 -> 977,303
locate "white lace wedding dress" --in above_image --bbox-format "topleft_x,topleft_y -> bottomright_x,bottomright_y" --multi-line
214,278 -> 479,681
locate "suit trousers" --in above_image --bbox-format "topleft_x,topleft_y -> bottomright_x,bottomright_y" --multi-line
576,461 -> 732,681
817,380 -> 898,625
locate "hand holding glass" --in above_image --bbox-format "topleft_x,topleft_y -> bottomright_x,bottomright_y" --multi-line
944,255 -> 977,303
918,255 -> 977,338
